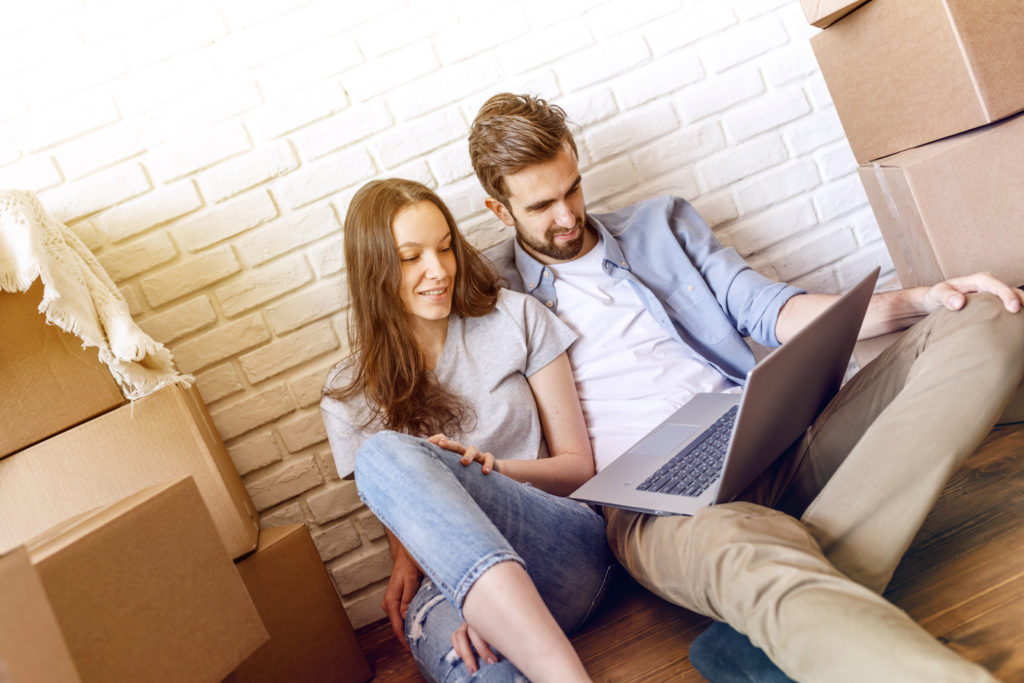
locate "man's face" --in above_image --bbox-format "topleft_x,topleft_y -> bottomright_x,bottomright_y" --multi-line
489,143 -> 588,264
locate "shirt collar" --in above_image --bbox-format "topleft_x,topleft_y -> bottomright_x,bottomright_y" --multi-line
512,214 -> 631,291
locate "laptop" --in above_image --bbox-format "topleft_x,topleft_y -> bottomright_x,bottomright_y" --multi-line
570,268 -> 879,516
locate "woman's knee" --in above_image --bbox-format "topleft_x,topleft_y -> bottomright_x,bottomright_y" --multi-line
354,430 -> 427,485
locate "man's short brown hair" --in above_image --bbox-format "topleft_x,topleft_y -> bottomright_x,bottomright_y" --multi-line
468,93 -> 579,207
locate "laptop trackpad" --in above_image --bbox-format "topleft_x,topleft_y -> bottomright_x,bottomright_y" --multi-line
630,424 -> 701,456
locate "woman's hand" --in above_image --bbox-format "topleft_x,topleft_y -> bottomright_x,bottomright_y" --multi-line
451,621 -> 499,674
428,434 -> 500,475
382,532 -> 423,650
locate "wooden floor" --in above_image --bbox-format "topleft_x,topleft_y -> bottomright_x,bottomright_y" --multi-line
355,423 -> 1024,682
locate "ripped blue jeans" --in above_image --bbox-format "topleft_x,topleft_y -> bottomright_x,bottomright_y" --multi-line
355,431 -> 617,682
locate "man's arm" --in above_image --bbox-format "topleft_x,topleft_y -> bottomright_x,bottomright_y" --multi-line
776,272 -> 1024,344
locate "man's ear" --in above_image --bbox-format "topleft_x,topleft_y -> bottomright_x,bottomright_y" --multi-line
484,197 -> 515,227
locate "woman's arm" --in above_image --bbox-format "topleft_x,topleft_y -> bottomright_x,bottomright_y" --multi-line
492,352 -> 595,496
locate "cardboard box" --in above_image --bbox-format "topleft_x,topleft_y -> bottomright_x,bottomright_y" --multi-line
811,0 -> 1024,163
0,280 -> 125,458
28,477 -> 268,683
858,113 -> 1024,289
799,0 -> 870,28
0,547 -> 82,682
225,524 -> 373,683
0,383 -> 259,559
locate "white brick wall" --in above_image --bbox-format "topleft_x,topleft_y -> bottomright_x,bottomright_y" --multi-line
1,0 -> 895,629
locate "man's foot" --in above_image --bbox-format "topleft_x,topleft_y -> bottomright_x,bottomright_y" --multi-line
689,621 -> 796,682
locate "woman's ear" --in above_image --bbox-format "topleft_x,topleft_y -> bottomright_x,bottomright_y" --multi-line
484,197 -> 515,227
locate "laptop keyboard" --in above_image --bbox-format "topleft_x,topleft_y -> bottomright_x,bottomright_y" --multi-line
637,405 -> 739,498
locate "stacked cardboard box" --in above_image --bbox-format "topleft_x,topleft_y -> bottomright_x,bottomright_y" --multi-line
805,0 -> 1024,288
0,281 -> 372,681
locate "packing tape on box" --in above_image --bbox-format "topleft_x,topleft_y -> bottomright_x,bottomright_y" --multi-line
872,162 -> 901,219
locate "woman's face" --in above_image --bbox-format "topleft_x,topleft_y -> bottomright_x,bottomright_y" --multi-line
391,200 -> 457,323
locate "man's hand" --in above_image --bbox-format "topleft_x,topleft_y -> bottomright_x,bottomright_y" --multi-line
428,434 -> 500,475
382,540 -> 422,650
922,272 -> 1024,314
451,621 -> 500,674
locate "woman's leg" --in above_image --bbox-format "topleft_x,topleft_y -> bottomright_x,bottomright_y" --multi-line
356,430 -> 612,681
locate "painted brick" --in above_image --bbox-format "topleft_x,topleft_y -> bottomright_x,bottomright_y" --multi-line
437,177 -> 489,224
194,363 -> 246,404
699,14 -> 789,74
720,197 -> 818,257
609,49 -> 704,110
373,108 -> 467,170
265,279 -> 348,334
769,226 -> 859,281
0,155 -> 61,192
427,143 -> 475,186
309,236 -> 345,277
804,72 -> 834,110
675,68 -> 765,123
342,42 -> 439,103
519,0 -> 597,30
170,313 -> 271,374
98,232 -> 178,281
585,0 -> 681,40
0,131 -> 20,166
94,181 -> 203,243
274,148 -> 376,209
815,142 -> 857,182
218,0 -> 311,31
312,519 -> 361,562
332,545 -> 393,595
145,122 -> 251,183
695,134 -> 788,191
642,4 -> 736,55
836,241 -> 895,290
39,162 -> 150,222
16,44 -> 127,108
388,54 -> 502,122
246,455 -> 323,511
631,121 -> 726,182
555,32 -> 650,93
314,446 -> 343,482
849,207 -> 883,246
355,4 -> 452,59
215,253 -> 313,317
355,513 -> 386,542
120,285 -> 144,317
258,502 -> 307,528
496,19 -> 593,76
459,70 -> 562,124
785,106 -> 845,157
153,77 -> 263,139
112,51 -> 212,116
435,7 -> 529,64
691,192 -> 739,229
610,171 -> 699,212
814,175 -> 869,223
245,81 -> 349,142
119,6 -> 227,67
735,160 -> 820,214
341,585 -> 388,629
69,220 -> 102,253
227,429 -> 284,476
235,203 -> 339,267
583,157 -> 639,205
210,383 -> 295,441
290,362 -> 335,409
174,191 -> 278,252
252,33 -> 364,99
76,2 -> 180,42
306,480 -> 363,525
291,100 -> 393,161
762,43 -> 819,88
54,114 -> 155,181
197,140 -> 298,203
278,409 -> 329,453
238,320 -> 338,383
11,91 -> 120,152
584,100 -> 679,161
138,296 -> 218,345
0,22 -> 79,80
791,266 -> 841,295
725,89 -> 811,143
556,89 -> 619,128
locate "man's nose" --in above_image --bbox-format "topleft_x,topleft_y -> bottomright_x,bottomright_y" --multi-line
554,204 -> 576,228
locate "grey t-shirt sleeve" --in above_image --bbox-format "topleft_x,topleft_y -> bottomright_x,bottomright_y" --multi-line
319,359 -> 378,479
502,289 -> 578,377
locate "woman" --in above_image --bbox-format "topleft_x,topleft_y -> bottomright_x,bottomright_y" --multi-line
320,178 -> 615,682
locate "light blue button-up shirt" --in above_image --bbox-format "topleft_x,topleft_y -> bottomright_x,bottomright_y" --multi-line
484,195 -> 805,384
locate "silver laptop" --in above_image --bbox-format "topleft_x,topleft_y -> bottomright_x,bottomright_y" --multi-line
570,268 -> 879,516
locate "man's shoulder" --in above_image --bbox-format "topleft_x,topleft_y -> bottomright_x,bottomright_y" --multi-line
482,238 -> 524,291
592,195 -> 693,236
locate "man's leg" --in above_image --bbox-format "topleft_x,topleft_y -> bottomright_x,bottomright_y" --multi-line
767,293 -> 1024,592
605,503 -> 996,682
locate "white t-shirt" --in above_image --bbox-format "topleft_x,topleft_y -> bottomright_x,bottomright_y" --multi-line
548,238 -> 738,471
320,289 -> 577,478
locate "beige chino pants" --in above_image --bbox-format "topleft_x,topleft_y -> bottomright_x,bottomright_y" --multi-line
605,293 -> 1024,682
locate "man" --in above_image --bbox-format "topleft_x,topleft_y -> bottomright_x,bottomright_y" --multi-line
468,92 -> 1024,682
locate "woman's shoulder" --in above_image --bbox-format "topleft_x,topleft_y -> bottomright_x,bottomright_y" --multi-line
320,355 -> 377,430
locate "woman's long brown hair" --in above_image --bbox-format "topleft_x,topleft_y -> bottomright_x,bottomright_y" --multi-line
324,178 -> 501,437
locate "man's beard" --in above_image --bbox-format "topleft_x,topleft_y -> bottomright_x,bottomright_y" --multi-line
515,217 -> 586,262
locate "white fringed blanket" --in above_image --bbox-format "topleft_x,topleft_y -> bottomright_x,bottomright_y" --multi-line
0,189 -> 190,399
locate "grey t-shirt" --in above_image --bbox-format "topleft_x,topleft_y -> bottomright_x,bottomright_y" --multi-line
320,289 -> 577,478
